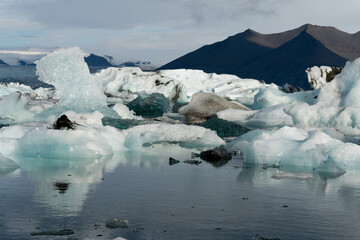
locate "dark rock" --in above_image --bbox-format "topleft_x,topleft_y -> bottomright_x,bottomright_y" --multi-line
30,229 -> 74,236
126,93 -> 170,117
105,218 -> 128,229
53,115 -> 75,130
200,147 -> 232,162
325,67 -> 342,82
169,157 -> 180,166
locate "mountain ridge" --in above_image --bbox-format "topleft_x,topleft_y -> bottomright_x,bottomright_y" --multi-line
159,24 -> 360,89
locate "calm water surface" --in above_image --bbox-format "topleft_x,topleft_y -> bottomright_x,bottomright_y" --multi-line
0,144 -> 359,240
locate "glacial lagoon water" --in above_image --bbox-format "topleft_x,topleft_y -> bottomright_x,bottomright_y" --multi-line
1,64 -> 360,240
1,144 -> 360,240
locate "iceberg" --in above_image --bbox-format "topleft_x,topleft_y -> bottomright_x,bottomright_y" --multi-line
17,126 -> 114,159
179,92 -> 250,123
123,123 -> 225,149
229,126 -> 356,173
126,93 -> 170,117
112,103 -> 142,120
0,82 -> 35,97
96,67 -> 268,103
306,66 -> 342,89
219,58 -> 360,137
35,47 -> 118,119
0,92 -> 35,124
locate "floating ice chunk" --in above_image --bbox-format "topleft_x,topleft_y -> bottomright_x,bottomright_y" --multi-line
33,87 -> 55,100
126,93 -> 170,117
105,218 -> 129,229
218,104 -> 293,129
17,125 -> 113,159
251,86 -> 318,109
99,126 -> 127,152
0,125 -> 30,158
96,67 -> 268,103
179,92 -> 250,123
124,123 -> 225,148
35,47 -> 117,119
113,103 -> 142,120
306,66 -> 342,89
0,92 -> 34,124
229,126 -> 360,172
271,172 -> 313,180
98,67 -> 185,101
27,99 -> 56,114
0,82 -> 35,97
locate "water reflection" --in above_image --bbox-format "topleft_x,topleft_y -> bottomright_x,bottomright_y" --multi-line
17,156 -> 112,216
2,148 -> 360,239
235,164 -> 352,195
0,167 -> 18,179
10,144 -> 196,217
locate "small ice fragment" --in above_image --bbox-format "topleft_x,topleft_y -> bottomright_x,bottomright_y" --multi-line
271,172 -> 313,180
105,218 -> 129,229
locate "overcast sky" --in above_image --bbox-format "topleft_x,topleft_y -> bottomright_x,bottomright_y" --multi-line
1,0 -> 360,65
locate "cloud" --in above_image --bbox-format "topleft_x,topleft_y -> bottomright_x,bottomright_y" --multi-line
5,0 -> 191,30
3,0 -> 289,30
0,0 -> 360,64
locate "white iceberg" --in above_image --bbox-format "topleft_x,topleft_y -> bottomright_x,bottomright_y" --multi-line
124,123 -> 225,148
0,92 -> 35,124
112,103 -> 142,120
96,67 -> 268,104
35,47 -> 118,119
229,126 -> 360,173
0,82 -> 35,97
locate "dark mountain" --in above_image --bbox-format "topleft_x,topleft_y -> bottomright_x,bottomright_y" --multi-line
160,24 -> 359,89
236,31 -> 347,87
0,60 -> 8,65
84,53 -> 113,67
